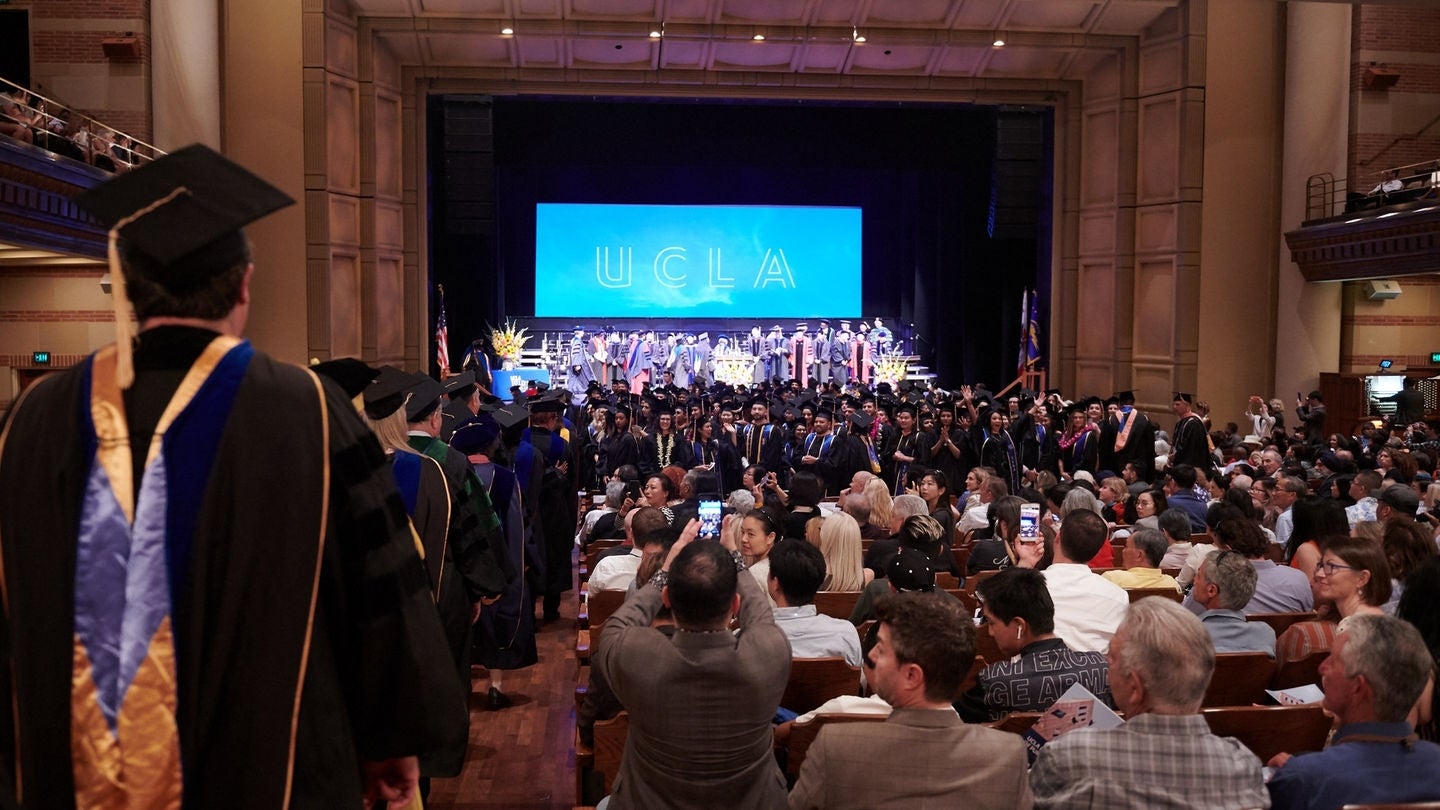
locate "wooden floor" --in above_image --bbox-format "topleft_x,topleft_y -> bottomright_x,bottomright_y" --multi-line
428,569 -> 581,810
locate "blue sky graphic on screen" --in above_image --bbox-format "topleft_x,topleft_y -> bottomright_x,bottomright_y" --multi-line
534,204 -> 862,318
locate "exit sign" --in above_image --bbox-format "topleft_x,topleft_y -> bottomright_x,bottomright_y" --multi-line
32,351 -> 50,365
1432,351 -> 1440,364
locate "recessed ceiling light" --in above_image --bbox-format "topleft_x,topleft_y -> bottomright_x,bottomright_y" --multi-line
753,33 -> 766,41
993,38 -> 1006,47
853,27 -> 866,43
650,30 -> 662,38
501,26 -> 514,35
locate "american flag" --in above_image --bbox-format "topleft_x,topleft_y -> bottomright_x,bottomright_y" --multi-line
435,286 -> 450,375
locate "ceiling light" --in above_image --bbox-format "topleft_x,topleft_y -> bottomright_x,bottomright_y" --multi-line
501,26 -> 514,35
753,33 -> 766,41
650,29 -> 662,38
993,37 -> 1006,47
852,28 -> 866,43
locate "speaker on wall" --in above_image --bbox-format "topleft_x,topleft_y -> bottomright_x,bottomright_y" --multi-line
1363,279 -> 1401,301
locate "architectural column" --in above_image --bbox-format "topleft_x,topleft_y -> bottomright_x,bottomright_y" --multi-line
151,0 -> 220,149
1196,0 -> 1287,425
1274,2 -> 1350,403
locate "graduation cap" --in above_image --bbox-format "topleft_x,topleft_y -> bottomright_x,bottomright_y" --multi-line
311,357 -> 379,401
895,402 -> 918,417
73,144 -> 295,388
362,365 -> 415,420
529,391 -> 566,413
1173,391 -> 1194,403
492,402 -> 531,430
450,413 -> 501,454
847,411 -> 873,431
782,406 -> 800,422
402,373 -> 445,422
813,407 -> 835,422
443,370 -> 477,399
1115,390 -> 1136,404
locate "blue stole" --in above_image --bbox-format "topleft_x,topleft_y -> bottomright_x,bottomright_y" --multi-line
391,451 -> 423,517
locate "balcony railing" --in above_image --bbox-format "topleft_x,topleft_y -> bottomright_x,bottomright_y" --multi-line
1,75 -> 166,172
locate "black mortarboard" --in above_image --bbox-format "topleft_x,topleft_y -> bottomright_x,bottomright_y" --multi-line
814,408 -> 835,422
783,406 -> 800,422
847,412 -> 873,430
362,365 -> 414,420
1173,391 -> 1193,403
529,392 -> 566,413
493,402 -> 531,430
312,357 -> 379,401
1115,390 -> 1136,404
403,373 -> 445,422
73,144 -> 295,388
443,370 -> 477,398
896,402 -> 918,416
75,144 -> 295,283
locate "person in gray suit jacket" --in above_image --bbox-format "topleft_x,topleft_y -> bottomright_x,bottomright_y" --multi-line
1193,549 -> 1276,656
789,593 -> 1034,809
595,516 -> 792,809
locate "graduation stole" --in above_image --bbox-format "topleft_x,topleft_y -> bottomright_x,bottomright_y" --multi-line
893,430 -> 918,495
745,423 -> 772,463
73,336 -> 251,809
1113,409 -> 1137,451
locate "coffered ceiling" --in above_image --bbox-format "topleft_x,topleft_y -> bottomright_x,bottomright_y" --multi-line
351,0 -> 1181,82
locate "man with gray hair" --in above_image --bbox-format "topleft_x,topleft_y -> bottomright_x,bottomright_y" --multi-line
1267,614 -> 1440,809
890,493 -> 930,536
863,494 -> 934,579
1030,598 -> 1269,809
1271,474 -> 1308,550
1102,528 -> 1181,593
1192,550 -> 1275,656
1156,508 -> 1193,570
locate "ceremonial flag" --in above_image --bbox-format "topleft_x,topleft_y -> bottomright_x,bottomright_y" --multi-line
1024,290 -> 1042,370
1016,288 -> 1030,377
435,285 -> 450,375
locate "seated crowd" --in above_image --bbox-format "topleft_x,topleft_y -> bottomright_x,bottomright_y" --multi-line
1,79 -> 153,170
575,378 -> 1440,808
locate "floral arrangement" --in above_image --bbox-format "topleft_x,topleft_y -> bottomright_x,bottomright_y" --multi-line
490,319 -> 530,367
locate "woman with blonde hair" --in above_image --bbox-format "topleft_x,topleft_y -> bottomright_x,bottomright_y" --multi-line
862,476 -> 893,537
817,512 -> 870,591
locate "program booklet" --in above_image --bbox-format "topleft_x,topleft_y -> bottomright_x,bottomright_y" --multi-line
1021,682 -> 1125,764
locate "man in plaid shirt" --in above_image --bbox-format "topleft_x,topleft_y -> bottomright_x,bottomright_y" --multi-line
1029,598 -> 1269,809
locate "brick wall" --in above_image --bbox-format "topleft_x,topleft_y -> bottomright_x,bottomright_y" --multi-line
6,0 -> 152,145
0,262 -> 114,412
1348,4 -> 1440,189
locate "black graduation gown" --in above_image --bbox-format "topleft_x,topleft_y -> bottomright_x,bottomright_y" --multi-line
0,339 -> 465,808
1170,414 -> 1211,470
1100,410 -> 1157,482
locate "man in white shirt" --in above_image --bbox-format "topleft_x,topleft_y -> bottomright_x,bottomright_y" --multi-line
588,506 -> 672,592
577,480 -> 625,547
1271,474 -> 1307,551
768,539 -> 862,666
1017,509 -> 1128,652
957,477 -> 1007,536
1345,470 -> 1381,528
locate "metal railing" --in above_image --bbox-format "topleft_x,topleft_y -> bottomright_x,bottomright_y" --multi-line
1305,157 -> 1440,223
0,75 -> 165,171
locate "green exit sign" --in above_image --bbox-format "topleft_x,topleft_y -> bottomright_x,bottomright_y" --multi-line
32,351 -> 50,365
1432,351 -> 1440,364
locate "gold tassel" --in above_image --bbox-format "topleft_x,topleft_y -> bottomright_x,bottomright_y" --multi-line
105,186 -> 191,390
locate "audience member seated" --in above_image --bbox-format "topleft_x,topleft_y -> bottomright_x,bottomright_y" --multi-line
1267,614 -> 1440,810
789,593 -> 1033,809
1186,517 -> 1313,615
1163,465 -> 1210,532
578,553 -> 672,747
816,512 -> 870,591
958,476 -> 1007,536
1102,528 -> 1182,593
860,493 -> 928,578
784,472 -> 825,540
1015,509 -> 1128,653
955,567 -> 1113,723
1029,599 -> 1269,810
1157,507 -> 1194,570
1193,550 -> 1276,656
594,519 -> 790,808
0,88 -> 36,145
850,527 -> 967,624
588,506 -> 673,592
1285,496 -> 1349,584
1275,534 -> 1392,673
1345,470 -> 1381,528
968,495 -> 1024,574
768,539 -> 863,666
579,480 -> 626,547
739,507 -> 783,602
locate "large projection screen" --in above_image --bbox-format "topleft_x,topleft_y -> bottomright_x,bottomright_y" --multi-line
534,203 -> 861,318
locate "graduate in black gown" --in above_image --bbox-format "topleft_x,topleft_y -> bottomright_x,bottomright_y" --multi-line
0,146 -> 464,807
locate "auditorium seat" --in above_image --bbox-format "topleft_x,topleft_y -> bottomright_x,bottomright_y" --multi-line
782,657 -> 863,714
1272,648 -> 1328,690
951,545 -> 971,575
813,590 -> 864,620
1200,704 -> 1330,763
1247,611 -> 1317,638
963,569 -> 1001,594
784,712 -> 889,781
935,571 -> 962,590
1125,586 -> 1184,604
947,588 -> 978,613
1202,652 -> 1277,707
